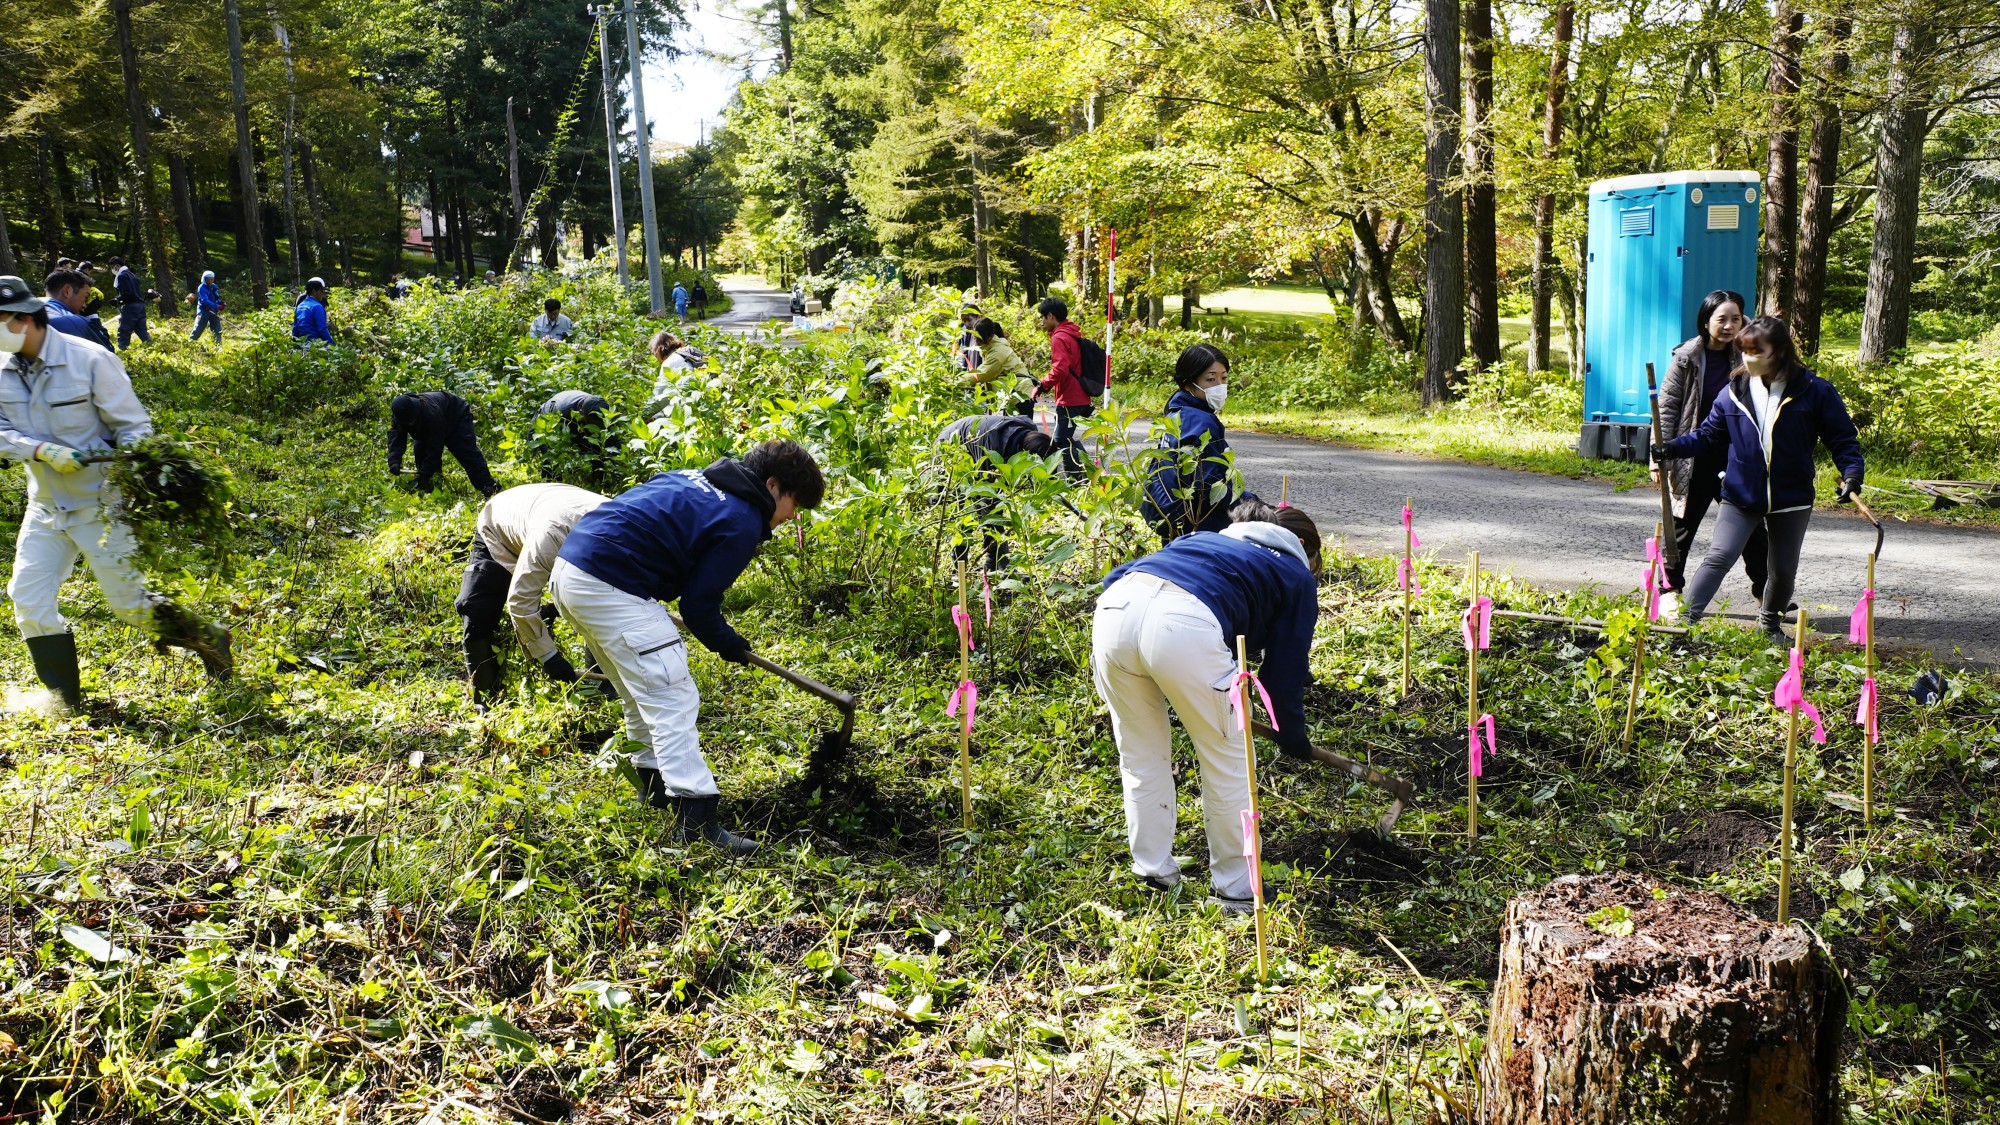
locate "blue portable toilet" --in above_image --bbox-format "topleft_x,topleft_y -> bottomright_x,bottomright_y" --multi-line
1581,171 -> 1761,460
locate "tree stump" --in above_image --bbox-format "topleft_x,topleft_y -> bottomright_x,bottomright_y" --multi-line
1480,872 -> 1844,1124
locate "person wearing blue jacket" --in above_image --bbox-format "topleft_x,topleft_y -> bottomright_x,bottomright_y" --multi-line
1094,500 -> 1322,913
1652,316 -> 1864,641
1142,343 -> 1258,542
190,271 -> 224,343
550,440 -> 826,854
292,278 -> 333,344
40,270 -> 114,351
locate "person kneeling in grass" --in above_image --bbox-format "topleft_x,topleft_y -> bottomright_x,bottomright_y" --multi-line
458,482 -> 610,705
1093,499 -> 1321,913
549,440 -> 825,855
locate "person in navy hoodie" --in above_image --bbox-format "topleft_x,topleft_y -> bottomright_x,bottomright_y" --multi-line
1093,499 -> 1321,914
1142,343 -> 1259,542
1652,316 -> 1863,641
550,440 -> 825,855
190,271 -> 224,343
292,278 -> 333,345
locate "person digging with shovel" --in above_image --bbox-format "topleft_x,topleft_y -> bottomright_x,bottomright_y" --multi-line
0,276 -> 232,710
458,482 -> 612,706
549,439 -> 825,855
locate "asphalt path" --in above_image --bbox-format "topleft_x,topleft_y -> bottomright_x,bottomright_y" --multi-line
711,278 -> 794,334
1225,430 -> 1999,667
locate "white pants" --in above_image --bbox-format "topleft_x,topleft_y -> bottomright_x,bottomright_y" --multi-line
548,558 -> 715,797
9,503 -> 158,640
1092,572 -> 1251,900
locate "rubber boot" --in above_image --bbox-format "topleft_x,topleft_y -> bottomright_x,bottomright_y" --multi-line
154,604 -> 234,680
670,795 -> 760,857
464,623 -> 502,704
25,633 -> 84,711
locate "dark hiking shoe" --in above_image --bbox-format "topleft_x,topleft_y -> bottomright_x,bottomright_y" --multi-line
671,795 -> 759,857
1138,872 -> 1184,894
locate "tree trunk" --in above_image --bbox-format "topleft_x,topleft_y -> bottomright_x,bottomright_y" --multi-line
1482,873 -> 1843,1123
1791,16 -> 1849,356
968,143 -> 991,301
36,135 -> 66,262
299,141 -> 340,283
1760,1 -> 1804,318
167,151 -> 208,289
427,173 -> 448,277
1462,0 -> 1499,372
1858,20 -> 1933,365
112,0 -> 177,316
1351,212 -> 1412,350
225,0 -> 270,307
54,141 -> 83,241
1528,2 -> 1573,375
1422,0 -> 1463,405
0,197 -> 17,275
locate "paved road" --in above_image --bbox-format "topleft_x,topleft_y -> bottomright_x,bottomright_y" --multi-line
711,278 -> 793,334
1223,431 -> 1999,666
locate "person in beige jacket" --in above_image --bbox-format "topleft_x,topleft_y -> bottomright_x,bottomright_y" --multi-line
458,482 -> 610,703
966,318 -> 1036,413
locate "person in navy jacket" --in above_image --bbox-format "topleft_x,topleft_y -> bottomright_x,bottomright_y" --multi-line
388,390 -> 499,497
292,277 -> 333,344
1652,316 -> 1864,641
550,440 -> 826,855
1094,500 -> 1321,913
937,413 -> 1055,571
1142,343 -> 1259,542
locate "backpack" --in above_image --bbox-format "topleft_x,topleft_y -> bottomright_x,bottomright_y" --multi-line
1075,336 -> 1107,397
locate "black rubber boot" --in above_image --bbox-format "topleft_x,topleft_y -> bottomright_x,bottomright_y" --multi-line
26,633 -> 84,710
670,795 -> 760,857
154,603 -> 234,681
464,624 -> 502,704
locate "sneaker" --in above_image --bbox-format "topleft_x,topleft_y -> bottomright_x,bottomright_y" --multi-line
1656,591 -> 1683,620
1138,872 -> 1183,894
1207,895 -> 1256,916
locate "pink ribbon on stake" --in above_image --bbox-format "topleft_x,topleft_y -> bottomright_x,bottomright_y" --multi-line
944,679 -> 978,735
1848,589 -> 1875,644
1643,536 -> 1664,621
1230,669 -> 1279,731
1772,648 -> 1827,744
1461,596 -> 1494,651
1397,558 -> 1423,597
1400,504 -> 1422,549
1240,808 -> 1263,900
950,604 -> 976,651
1855,677 -> 1880,745
1467,713 -> 1496,777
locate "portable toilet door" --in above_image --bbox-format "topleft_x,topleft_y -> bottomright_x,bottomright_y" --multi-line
1581,170 -> 1760,461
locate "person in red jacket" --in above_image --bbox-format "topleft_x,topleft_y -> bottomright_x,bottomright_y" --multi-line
1036,296 -> 1093,476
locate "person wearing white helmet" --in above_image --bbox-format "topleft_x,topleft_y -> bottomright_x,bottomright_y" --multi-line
191,271 -> 224,343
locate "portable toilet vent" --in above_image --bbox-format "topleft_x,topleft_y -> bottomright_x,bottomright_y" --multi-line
1580,171 -> 1761,461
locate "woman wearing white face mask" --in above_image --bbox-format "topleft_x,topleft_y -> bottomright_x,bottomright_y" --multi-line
1142,343 -> 1261,542
1652,316 -> 1864,642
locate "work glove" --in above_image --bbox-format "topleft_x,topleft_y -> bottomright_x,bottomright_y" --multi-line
33,443 -> 84,473
540,651 -> 580,683
718,644 -> 754,666
1835,477 -> 1862,503
1277,737 -> 1315,763
1648,443 -> 1672,464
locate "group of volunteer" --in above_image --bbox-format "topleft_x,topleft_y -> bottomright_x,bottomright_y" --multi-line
0,266 -> 1867,914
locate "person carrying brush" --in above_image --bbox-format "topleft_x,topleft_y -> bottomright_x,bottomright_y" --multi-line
1093,499 -> 1322,914
0,276 -> 232,710
387,390 -> 500,497
937,413 -> 1056,571
458,483 -> 610,705
549,439 -> 826,855
1141,343 -> 1259,543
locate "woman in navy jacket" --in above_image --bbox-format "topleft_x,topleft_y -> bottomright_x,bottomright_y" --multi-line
1094,500 -> 1320,913
1652,316 -> 1864,640
1142,343 -> 1259,542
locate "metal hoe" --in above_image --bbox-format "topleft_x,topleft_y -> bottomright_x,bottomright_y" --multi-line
1252,720 -> 1416,836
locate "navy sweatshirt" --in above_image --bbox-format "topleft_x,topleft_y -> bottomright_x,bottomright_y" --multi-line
1660,367 -> 1863,516
1104,531 -> 1317,758
557,460 -> 775,661
1142,389 -> 1253,537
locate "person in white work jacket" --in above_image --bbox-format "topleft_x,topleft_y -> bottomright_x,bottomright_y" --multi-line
0,276 -> 231,709
457,482 -> 609,703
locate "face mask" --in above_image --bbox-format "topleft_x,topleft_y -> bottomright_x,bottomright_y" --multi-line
0,321 -> 26,354
1203,384 -> 1228,411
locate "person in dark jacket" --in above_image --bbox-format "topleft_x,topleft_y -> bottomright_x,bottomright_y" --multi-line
388,390 -> 499,497
1650,290 -> 1768,608
937,414 -> 1056,571
1142,343 -> 1258,542
41,270 -> 114,351
532,389 -> 619,486
550,440 -> 826,855
1094,500 -> 1322,913
1653,316 -> 1864,641
108,256 -> 152,349
292,278 -> 333,344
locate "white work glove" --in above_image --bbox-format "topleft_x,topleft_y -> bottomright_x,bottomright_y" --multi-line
33,443 -> 84,473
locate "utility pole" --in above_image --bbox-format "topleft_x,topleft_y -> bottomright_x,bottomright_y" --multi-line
622,0 -> 665,313
593,6 -> 629,287
507,96 -> 525,262
224,0 -> 269,307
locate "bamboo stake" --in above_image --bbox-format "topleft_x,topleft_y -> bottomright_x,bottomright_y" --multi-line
1864,551 -> 1876,830
1401,497 -> 1413,699
1237,634 -> 1268,982
1780,609 -> 1809,925
1280,474 -> 1289,506
957,561 -> 973,830
1467,553 -> 1480,842
1620,522 -> 1659,754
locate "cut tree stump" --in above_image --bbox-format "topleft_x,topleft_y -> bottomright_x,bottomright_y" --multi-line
1480,872 -> 1844,1124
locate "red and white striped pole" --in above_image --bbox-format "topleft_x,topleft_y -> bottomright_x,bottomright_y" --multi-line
1104,228 -> 1117,394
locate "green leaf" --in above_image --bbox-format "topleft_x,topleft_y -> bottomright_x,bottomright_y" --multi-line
454,1013 -> 540,1060
1839,866 -> 1867,892
1585,904 -> 1635,937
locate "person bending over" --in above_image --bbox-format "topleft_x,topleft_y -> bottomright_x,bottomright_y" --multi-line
1143,343 -> 1258,542
388,390 -> 499,497
966,319 -> 1035,414
458,483 -> 609,704
1093,499 -> 1321,914
937,413 -> 1055,571
1652,316 -> 1863,642
550,440 -> 826,855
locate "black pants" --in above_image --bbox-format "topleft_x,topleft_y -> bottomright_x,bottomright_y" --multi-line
415,415 -> 498,496
1054,403 -> 1094,477
456,538 -> 511,698
1667,453 -> 1767,596
1685,505 -> 1810,626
